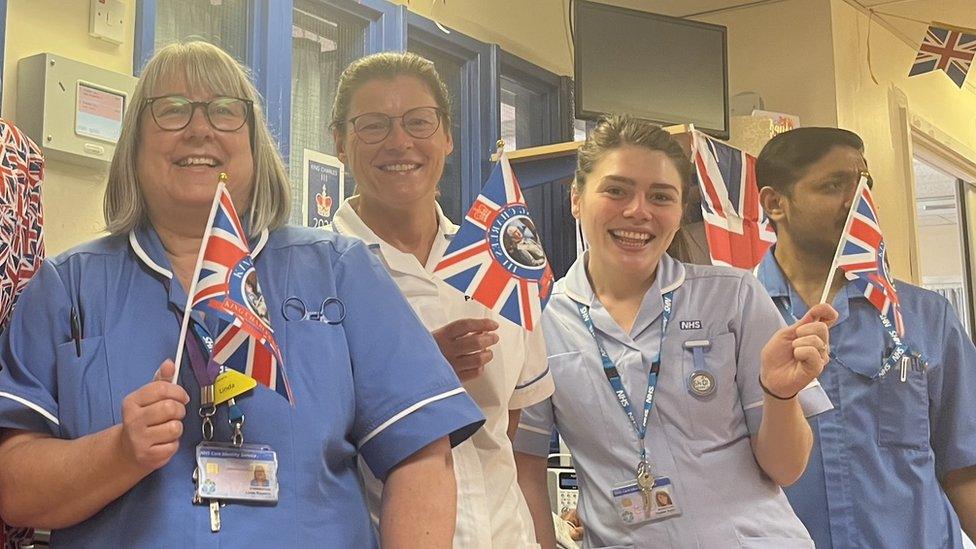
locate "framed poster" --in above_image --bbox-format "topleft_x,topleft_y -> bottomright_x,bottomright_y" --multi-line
302,149 -> 344,229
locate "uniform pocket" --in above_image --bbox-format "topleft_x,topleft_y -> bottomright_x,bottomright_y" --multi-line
877,360 -> 929,449
55,335 -> 114,438
549,350 -> 623,455
679,332 -> 739,438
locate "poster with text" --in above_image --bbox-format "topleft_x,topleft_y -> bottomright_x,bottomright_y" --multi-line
302,149 -> 344,229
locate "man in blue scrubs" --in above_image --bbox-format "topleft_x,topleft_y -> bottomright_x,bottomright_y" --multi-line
756,127 -> 976,548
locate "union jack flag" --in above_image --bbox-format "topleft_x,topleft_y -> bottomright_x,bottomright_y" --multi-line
908,24 -> 976,88
833,176 -> 905,337
434,155 -> 553,330
189,183 -> 293,403
691,131 -> 776,270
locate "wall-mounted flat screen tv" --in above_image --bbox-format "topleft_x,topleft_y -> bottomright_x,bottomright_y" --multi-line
574,0 -> 730,138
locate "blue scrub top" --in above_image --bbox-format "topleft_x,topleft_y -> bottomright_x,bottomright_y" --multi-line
757,249 -> 976,549
0,225 -> 484,548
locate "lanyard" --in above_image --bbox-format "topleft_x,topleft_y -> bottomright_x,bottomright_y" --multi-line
772,296 -> 905,380
575,290 -> 674,465
167,279 -> 247,444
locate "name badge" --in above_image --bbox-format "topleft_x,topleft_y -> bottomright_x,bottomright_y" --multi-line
611,476 -> 681,524
196,442 -> 279,503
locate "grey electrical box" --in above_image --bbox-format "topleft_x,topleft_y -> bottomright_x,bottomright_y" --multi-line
17,53 -> 138,167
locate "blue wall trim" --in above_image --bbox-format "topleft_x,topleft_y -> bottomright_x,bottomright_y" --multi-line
249,0 -> 293,161
133,0 -> 156,75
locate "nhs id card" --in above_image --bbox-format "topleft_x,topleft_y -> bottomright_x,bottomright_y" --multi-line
196,442 -> 279,503
610,476 -> 680,525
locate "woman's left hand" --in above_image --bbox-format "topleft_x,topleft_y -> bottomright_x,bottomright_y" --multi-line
760,303 -> 839,399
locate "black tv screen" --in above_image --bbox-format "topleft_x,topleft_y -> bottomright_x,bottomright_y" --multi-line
574,0 -> 729,138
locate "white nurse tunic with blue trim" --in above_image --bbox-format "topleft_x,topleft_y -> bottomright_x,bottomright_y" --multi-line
334,198 -> 553,549
515,253 -> 832,548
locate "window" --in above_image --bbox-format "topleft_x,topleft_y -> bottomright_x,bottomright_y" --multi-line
153,0 -> 249,62
290,1 -> 367,222
914,156 -> 975,335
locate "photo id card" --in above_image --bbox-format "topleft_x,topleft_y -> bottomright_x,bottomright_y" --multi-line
196,442 -> 279,503
611,476 -> 681,525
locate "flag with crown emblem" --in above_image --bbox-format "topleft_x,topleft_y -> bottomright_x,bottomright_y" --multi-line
189,183 -> 293,403
434,155 -> 553,331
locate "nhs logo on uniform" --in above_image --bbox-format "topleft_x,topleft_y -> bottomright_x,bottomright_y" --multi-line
680,320 -> 702,330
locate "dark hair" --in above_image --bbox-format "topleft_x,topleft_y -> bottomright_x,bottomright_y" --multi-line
575,115 -> 696,261
756,127 -> 864,195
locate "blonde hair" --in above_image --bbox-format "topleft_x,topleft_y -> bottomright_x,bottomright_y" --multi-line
104,41 -> 290,235
330,52 -> 452,138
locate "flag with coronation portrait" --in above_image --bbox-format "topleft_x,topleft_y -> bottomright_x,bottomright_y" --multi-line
434,155 -> 553,331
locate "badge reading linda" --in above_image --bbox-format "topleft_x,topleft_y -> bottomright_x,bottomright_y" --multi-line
488,205 -> 548,275
688,370 -> 716,398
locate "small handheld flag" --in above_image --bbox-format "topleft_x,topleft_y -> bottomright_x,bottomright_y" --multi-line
820,174 -> 904,337
434,155 -> 553,330
173,174 -> 294,403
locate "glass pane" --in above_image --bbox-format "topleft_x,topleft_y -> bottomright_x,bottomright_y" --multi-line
407,41 -> 463,225
154,0 -> 248,63
290,1 -> 367,224
914,157 -> 971,335
500,76 -> 547,152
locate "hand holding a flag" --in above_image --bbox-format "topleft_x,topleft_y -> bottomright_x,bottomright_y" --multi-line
119,360 -> 189,473
760,303 -> 838,400
431,318 -> 500,382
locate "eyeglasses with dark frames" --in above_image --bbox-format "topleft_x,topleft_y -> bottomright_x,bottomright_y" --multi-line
347,106 -> 445,144
144,95 -> 253,132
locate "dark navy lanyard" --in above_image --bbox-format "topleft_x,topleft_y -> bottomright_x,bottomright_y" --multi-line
575,291 -> 674,465
772,296 -> 906,380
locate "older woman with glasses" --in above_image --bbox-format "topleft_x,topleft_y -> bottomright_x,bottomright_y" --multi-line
330,52 -> 553,548
0,42 -> 483,548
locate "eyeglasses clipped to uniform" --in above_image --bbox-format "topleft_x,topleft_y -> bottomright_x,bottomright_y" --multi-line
345,106 -> 446,144
144,95 -> 254,132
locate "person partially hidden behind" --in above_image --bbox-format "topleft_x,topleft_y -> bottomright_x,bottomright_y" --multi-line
755,127 -> 976,548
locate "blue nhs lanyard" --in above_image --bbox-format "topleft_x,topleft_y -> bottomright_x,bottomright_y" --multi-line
772,297 -> 907,380
575,290 -> 674,465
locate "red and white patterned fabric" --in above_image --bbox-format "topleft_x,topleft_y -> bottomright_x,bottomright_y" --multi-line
0,119 -> 45,549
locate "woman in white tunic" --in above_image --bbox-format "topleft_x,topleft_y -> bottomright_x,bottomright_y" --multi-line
515,116 -> 837,549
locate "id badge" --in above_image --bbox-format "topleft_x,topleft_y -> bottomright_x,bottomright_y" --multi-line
196,441 -> 279,503
611,476 -> 681,525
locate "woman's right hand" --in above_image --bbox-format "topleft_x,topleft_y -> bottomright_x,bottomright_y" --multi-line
119,360 -> 190,473
431,318 -> 500,382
